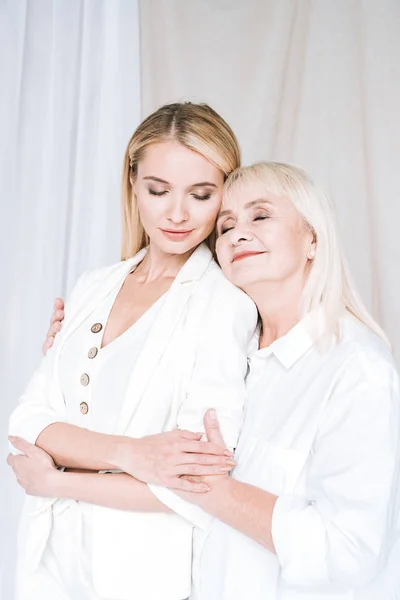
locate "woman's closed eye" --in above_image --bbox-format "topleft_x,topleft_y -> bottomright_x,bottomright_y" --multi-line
192,193 -> 212,201
148,188 -> 168,196
219,222 -> 235,235
253,210 -> 271,222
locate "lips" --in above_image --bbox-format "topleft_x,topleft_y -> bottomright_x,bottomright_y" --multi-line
231,251 -> 265,263
160,228 -> 194,240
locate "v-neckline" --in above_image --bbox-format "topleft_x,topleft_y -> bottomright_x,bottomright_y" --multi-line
99,274 -> 167,352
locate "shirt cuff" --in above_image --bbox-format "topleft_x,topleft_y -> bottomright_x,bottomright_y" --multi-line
148,484 -> 214,530
9,415 -> 65,447
271,494 -> 329,586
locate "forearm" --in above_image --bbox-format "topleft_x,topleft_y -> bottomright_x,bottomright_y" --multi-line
182,477 -> 278,553
36,423 -> 128,471
54,470 -> 171,513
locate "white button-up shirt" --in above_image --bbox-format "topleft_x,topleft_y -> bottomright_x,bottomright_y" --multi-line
195,312 -> 400,600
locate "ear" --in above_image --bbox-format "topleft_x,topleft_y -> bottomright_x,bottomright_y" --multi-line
306,226 -> 317,260
307,242 -> 316,260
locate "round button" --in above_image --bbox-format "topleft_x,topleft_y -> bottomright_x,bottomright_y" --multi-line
80,373 -> 90,386
91,323 -> 103,334
80,402 -> 89,415
88,347 -> 98,359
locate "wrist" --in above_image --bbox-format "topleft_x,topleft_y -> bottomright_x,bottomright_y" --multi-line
111,436 -> 139,475
47,468 -> 65,497
205,475 -> 233,507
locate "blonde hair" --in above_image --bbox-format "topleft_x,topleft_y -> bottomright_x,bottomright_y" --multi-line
224,162 -> 389,345
121,102 -> 240,259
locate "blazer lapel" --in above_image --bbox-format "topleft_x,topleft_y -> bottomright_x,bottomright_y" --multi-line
56,251 -> 148,355
116,243 -> 214,434
51,250 -> 148,405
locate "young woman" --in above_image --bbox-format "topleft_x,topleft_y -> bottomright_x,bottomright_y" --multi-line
177,163 -> 399,600
7,102 -> 257,600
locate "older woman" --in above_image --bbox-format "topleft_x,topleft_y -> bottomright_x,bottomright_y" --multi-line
182,162 -> 399,599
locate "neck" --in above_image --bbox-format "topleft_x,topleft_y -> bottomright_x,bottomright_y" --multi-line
245,277 -> 304,348
134,242 -> 196,283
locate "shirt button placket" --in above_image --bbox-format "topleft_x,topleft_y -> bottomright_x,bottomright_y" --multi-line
78,322 -> 103,418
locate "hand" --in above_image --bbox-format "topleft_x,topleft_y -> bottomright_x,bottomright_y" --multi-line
176,409 -> 232,504
42,297 -> 65,355
116,428 -> 235,493
7,437 -> 60,497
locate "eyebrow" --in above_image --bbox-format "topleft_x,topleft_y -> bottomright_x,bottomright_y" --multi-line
217,198 -> 273,220
143,176 -> 217,188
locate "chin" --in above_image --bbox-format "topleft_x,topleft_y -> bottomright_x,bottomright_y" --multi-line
223,266 -> 262,290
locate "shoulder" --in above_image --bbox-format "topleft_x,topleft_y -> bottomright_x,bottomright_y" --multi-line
333,316 -> 398,390
72,256 -> 139,295
67,257 -> 137,312
201,259 -> 258,320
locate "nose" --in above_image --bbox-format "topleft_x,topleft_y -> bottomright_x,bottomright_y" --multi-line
166,197 -> 189,224
228,225 -> 253,245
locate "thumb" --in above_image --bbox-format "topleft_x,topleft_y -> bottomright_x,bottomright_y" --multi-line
204,409 -> 226,448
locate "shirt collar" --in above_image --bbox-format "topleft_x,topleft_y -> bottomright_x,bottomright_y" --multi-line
251,311 -> 325,370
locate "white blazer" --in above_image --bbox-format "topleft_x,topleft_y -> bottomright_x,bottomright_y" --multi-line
9,243 -> 257,600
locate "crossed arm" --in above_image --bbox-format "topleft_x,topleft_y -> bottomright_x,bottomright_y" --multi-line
8,411 -> 278,553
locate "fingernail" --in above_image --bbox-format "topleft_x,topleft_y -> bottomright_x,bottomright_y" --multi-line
220,466 -> 231,472
202,484 -> 210,492
224,450 -> 234,457
226,459 -> 236,466
208,409 -> 217,420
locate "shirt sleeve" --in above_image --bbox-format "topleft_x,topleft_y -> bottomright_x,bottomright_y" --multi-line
8,270 -> 92,448
148,286 -> 258,529
271,350 -> 400,588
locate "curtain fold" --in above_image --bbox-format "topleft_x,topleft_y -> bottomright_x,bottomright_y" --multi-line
0,2 -> 141,597
139,0 -> 400,363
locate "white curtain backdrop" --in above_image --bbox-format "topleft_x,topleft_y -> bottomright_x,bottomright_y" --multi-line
0,1 -> 141,597
139,0 -> 400,364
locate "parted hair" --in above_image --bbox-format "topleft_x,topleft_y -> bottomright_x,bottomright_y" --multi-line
121,102 -> 241,260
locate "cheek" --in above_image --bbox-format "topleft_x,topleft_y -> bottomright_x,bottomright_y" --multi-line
273,230 -> 308,267
193,197 -> 222,228
135,192 -> 163,227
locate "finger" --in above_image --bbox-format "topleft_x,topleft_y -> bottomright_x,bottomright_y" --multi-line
175,464 -> 232,476
7,453 -> 27,469
182,440 -> 232,457
177,430 -> 203,441
50,322 -> 62,335
177,453 -> 236,466
170,477 -> 210,493
54,297 -> 64,310
8,436 -> 36,456
204,409 -> 227,449
50,309 -> 64,326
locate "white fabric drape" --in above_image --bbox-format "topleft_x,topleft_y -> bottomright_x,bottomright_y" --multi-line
0,1 -> 141,597
139,0 -> 400,364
